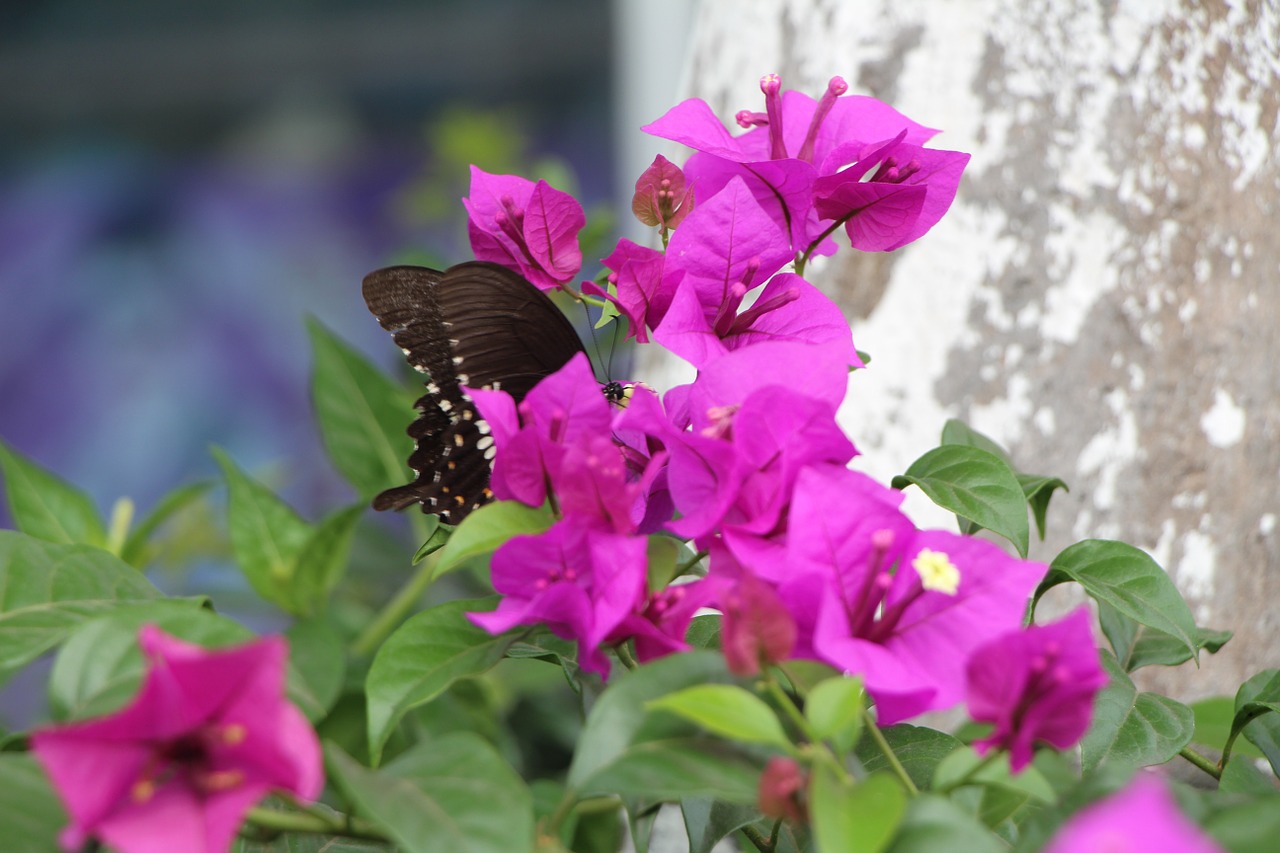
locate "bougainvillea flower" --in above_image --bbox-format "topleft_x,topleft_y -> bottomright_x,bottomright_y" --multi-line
758,757 -> 808,824
812,137 -> 970,252
582,238 -> 675,343
469,517 -> 648,677
966,608 -> 1108,771
781,468 -> 1047,724
644,74 -> 942,255
720,572 -> 797,677
669,339 -> 853,432
555,432 -> 644,535
1043,773 -> 1224,853
467,353 -> 612,508
653,270 -> 860,370
31,626 -> 321,853
462,166 -> 585,290
661,175 -> 793,315
631,154 -> 695,230
609,576 -> 728,664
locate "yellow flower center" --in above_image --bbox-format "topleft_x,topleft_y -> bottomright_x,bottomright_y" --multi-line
912,549 -> 960,595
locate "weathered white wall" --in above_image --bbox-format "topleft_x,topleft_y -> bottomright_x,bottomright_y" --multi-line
645,0 -> 1279,700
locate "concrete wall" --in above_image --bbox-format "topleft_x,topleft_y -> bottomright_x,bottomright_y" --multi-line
658,0 -> 1279,699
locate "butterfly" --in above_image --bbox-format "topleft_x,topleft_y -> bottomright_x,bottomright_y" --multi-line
362,261 -> 616,524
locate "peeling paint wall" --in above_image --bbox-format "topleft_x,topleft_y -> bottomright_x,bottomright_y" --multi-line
666,0 -> 1280,699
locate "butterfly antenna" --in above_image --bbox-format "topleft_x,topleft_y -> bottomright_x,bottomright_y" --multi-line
606,314 -> 622,381
580,300 -> 607,382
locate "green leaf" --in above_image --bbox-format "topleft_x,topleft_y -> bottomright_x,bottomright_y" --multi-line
291,505 -> 363,615
567,651 -> 756,803
939,419 -> 1010,460
285,617 -> 347,722
431,500 -> 554,579
1079,652 -> 1194,772
891,445 -> 1029,557
213,447 -> 313,612
645,534 -> 681,590
0,531 -> 162,687
47,600 -> 251,720
1098,601 -> 1230,672
365,598 -> 509,765
886,795 -> 1004,853
326,734 -> 534,853
856,724 -> 964,792
805,675 -> 864,752
119,479 -> 214,566
1017,474 -> 1069,541
0,753 -> 67,853
1037,540 -> 1198,658
1191,696 -> 1260,756
411,516 -> 447,563
0,439 -> 105,547
939,420 -> 1068,540
307,319 -> 417,500
1234,669 -> 1280,776
933,748 -> 1053,800
647,684 -> 790,748
578,738 -> 762,803
1203,794 -> 1280,853
1219,756 -> 1277,794
811,769 -> 905,853
682,798 -> 761,853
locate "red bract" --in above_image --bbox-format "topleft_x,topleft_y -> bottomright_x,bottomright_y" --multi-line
757,756 -> 808,824
966,608 -> 1107,771
462,166 -> 585,291
631,154 -> 695,229
31,626 -> 321,853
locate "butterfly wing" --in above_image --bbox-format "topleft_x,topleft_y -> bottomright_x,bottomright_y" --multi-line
361,262 -> 586,523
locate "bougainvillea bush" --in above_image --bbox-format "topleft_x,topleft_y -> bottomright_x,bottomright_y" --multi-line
2,74 -> 1278,853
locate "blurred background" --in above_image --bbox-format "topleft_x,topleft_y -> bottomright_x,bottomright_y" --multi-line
0,0 -> 695,525
0,0 -> 692,728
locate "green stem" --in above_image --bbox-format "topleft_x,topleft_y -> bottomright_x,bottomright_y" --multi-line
740,823 -> 774,852
351,555 -> 438,657
1220,707 -> 1268,770
797,214 -> 853,274
244,806 -> 388,842
676,549 -> 709,576
935,748 -> 1003,794
1179,745 -> 1223,780
616,641 -> 639,670
761,671 -> 819,749
860,708 -> 918,795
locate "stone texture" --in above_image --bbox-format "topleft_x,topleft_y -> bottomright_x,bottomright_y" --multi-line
655,0 -> 1280,700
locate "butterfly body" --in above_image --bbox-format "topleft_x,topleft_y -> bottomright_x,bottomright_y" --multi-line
362,262 -> 587,524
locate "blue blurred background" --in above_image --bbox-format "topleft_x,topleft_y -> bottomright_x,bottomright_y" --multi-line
0,0 -> 626,523
0,0 -> 697,728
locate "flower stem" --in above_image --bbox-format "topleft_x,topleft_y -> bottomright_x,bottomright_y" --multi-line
616,641 -> 639,670
860,708 -> 918,795
1219,707 -> 1268,771
244,806 -> 389,842
935,748 -> 1003,794
740,822 -> 777,852
1179,745 -> 1223,780
351,554 -> 438,657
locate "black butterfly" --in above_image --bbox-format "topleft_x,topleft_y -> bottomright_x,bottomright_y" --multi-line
362,261 -> 603,524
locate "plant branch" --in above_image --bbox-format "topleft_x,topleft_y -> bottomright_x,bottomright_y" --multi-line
860,708 -> 918,795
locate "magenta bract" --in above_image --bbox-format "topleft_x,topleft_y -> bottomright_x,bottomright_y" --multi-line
31,626 -> 321,853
